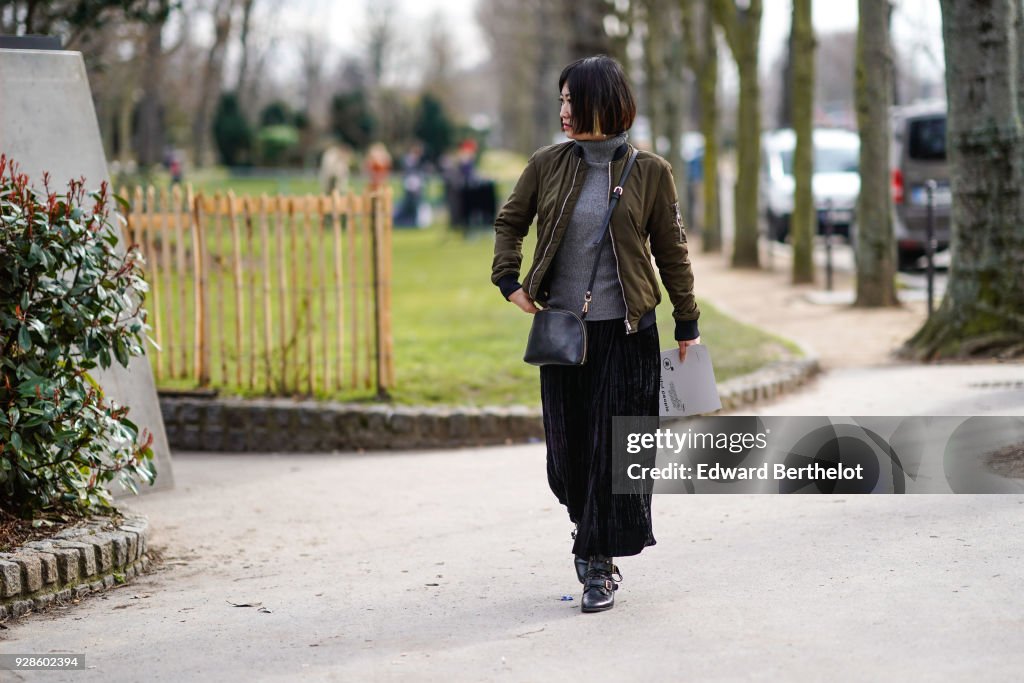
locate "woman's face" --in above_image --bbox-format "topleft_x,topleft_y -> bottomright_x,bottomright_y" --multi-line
560,84 -> 608,141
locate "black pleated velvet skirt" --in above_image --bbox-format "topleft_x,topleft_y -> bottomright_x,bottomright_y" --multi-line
540,318 -> 660,559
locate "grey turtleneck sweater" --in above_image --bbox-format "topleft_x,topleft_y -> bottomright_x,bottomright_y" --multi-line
545,133 -> 629,321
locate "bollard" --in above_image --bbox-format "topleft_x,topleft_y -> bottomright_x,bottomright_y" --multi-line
823,198 -> 834,291
925,179 -> 937,316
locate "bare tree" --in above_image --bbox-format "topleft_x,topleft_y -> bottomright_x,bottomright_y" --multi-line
422,11 -> 457,110
777,19 -> 795,129
790,0 -> 815,283
562,0 -> 614,59
816,30 -> 857,126
72,20 -> 137,166
479,0 -> 568,153
365,0 -> 396,90
603,0 -> 635,64
662,4 -> 689,212
852,0 -> 898,305
905,0 -> 1024,357
232,0 -> 258,111
766,29 -> 857,130
2,0 -> 180,170
133,0 -> 178,169
298,29 -> 328,121
234,4 -> 278,115
531,1 -> 562,151
639,0 -> 688,211
713,0 -> 762,268
191,0 -> 236,167
681,0 -> 722,252
1,0 -> 149,49
641,0 -> 666,147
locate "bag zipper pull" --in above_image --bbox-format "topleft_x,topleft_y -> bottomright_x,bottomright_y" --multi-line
582,291 -> 592,314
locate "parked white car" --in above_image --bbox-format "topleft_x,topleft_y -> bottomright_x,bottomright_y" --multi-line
760,128 -> 860,242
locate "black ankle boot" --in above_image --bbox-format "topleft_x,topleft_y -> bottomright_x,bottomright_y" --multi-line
581,555 -> 622,613
574,555 -> 589,583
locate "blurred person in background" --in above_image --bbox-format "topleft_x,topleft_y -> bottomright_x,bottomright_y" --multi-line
365,142 -> 392,191
319,143 -> 352,195
394,142 -> 426,227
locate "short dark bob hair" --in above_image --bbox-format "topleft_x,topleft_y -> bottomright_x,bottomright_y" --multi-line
558,55 -> 637,137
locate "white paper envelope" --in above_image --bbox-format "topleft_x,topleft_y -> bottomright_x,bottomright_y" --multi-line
659,344 -> 722,417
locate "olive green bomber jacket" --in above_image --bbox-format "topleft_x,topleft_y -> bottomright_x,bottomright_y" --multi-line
490,140 -> 700,340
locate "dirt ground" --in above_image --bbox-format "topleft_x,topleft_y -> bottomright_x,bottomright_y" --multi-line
0,509 -> 82,552
690,237 -> 930,370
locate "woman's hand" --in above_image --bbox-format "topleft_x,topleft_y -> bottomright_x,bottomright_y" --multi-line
678,336 -> 701,362
509,288 -> 540,314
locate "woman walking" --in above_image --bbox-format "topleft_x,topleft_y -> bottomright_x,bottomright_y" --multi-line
490,55 -> 701,612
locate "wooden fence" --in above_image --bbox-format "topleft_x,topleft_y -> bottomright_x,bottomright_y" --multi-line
121,185 -> 394,398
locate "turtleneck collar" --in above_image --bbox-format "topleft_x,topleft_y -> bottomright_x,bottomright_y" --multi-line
575,132 -> 629,164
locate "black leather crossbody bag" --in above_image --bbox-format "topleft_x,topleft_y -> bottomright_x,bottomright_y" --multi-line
523,148 -> 639,366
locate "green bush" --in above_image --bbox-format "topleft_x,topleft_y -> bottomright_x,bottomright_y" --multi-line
330,89 -> 376,152
414,93 -> 454,164
0,156 -> 156,517
256,124 -> 300,166
259,100 -> 292,127
212,92 -> 253,166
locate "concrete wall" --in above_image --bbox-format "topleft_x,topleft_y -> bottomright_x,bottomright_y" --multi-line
0,48 -> 174,494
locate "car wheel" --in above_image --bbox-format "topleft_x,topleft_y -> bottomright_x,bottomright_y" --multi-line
898,248 -> 921,272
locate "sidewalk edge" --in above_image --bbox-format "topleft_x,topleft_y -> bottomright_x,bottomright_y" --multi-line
0,513 -> 153,621
158,354 -> 820,452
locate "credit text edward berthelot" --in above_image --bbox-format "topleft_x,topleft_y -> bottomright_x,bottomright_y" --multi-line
624,427 -> 865,482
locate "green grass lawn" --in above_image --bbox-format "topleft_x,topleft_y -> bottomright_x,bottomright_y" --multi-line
385,225 -> 799,406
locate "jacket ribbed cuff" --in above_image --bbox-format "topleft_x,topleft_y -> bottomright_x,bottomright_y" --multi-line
497,275 -> 523,300
674,319 -> 700,341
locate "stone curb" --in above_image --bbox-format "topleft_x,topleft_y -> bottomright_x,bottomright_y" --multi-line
0,513 -> 152,621
717,355 -> 821,411
159,356 -> 820,453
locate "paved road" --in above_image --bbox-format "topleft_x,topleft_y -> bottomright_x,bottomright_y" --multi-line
740,363 -> 1024,417
3,425 -> 1024,681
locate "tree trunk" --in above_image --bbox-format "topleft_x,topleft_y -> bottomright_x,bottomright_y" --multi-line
644,0 -> 688,210
682,0 -> 721,251
714,0 -> 762,268
563,0 -> 611,59
887,2 -> 900,106
778,16 -> 795,129
790,0 -> 815,283
191,0 -> 234,167
699,0 -> 721,252
532,0 -> 559,150
906,0 -> 1024,357
853,0 -> 898,305
135,4 -> 169,169
233,0 -> 257,111
118,91 -> 135,168
663,26 -> 688,218
642,0 -> 665,148
1018,0 -> 1024,117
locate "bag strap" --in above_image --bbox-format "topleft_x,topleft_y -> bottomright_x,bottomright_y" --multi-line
581,147 -> 640,317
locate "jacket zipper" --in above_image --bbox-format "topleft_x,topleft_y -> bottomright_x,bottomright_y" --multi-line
527,157 -> 582,295
606,158 -> 633,332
